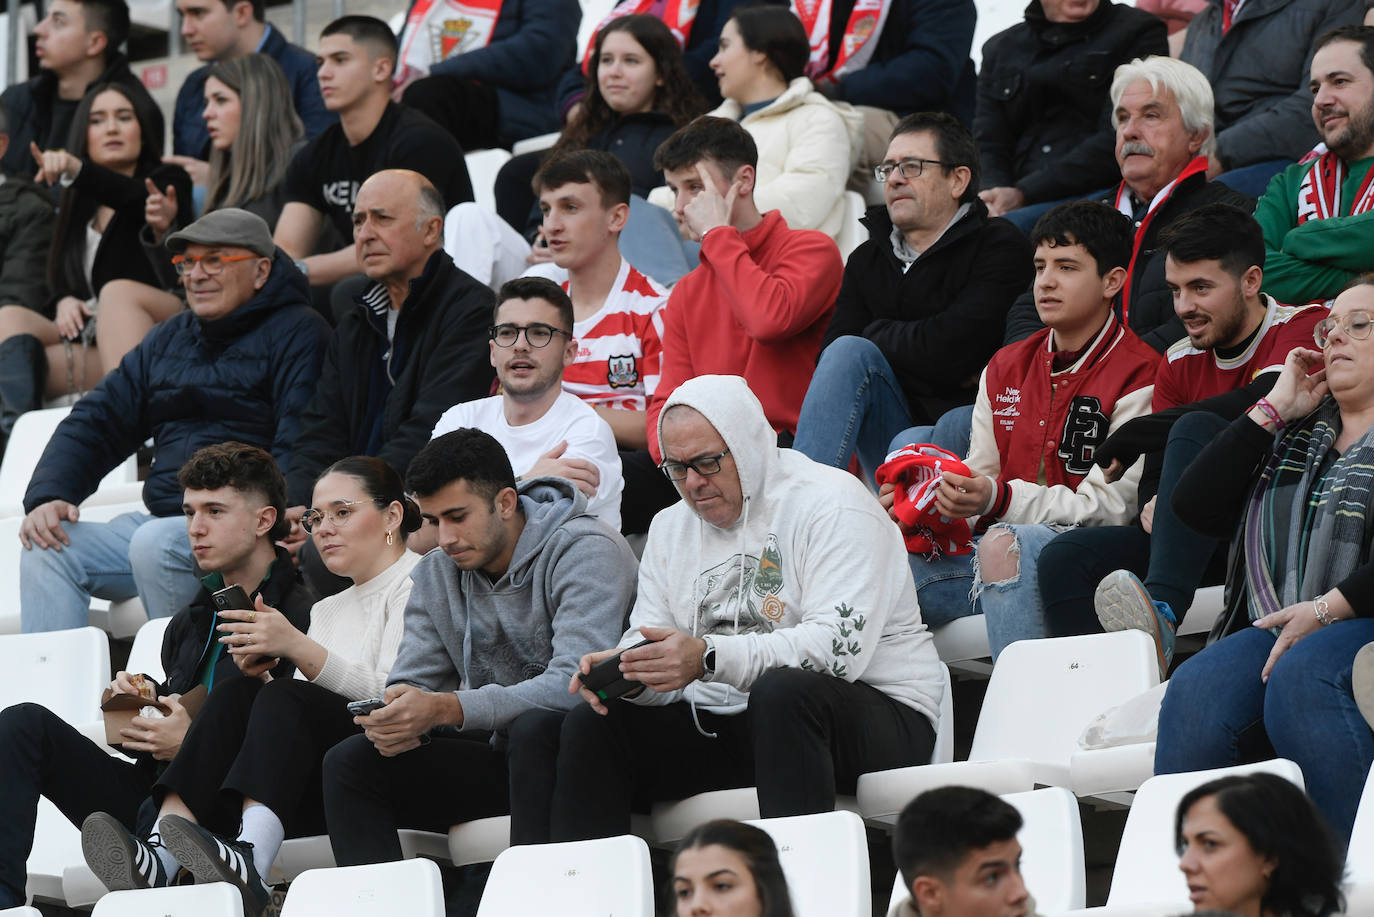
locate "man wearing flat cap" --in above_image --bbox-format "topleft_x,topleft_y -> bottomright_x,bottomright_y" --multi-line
18,208 -> 330,633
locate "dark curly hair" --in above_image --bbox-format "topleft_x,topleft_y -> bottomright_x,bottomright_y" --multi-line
178,442 -> 289,541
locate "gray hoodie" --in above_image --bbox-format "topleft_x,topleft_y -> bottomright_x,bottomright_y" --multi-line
387,476 -> 637,733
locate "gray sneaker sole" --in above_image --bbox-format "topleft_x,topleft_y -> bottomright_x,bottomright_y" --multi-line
1095,571 -> 1160,637
159,815 -> 267,917
81,812 -> 153,893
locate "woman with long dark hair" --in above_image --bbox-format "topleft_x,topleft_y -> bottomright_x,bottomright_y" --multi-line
671,819 -> 796,917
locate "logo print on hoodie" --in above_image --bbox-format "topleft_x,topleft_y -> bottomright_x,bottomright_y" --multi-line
693,538 -> 788,637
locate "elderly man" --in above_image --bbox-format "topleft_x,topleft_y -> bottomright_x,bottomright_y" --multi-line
793,111 -> 1032,479
547,375 -> 945,840
18,209 -> 329,632
1005,55 -> 1254,353
286,169 -> 494,593
1256,25 -> 1374,305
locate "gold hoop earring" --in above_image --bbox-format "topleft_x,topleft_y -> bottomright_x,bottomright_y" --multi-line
386,530 -> 394,546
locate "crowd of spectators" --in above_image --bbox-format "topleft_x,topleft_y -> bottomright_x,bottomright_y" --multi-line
3,0 -> 1374,913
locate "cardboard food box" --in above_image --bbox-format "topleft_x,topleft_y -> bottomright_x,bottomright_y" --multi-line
101,682 -> 208,748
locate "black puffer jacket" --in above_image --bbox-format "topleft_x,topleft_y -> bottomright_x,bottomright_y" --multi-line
24,252 -> 330,516
0,177 -> 55,311
976,0 -> 1167,203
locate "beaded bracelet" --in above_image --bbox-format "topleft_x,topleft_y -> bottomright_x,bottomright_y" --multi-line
1314,596 -> 1335,626
1251,397 -> 1286,432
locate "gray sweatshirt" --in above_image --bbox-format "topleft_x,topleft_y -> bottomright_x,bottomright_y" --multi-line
387,476 -> 637,733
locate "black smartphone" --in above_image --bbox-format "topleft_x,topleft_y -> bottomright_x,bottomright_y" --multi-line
211,584 -> 253,612
346,697 -> 387,716
577,639 -> 654,701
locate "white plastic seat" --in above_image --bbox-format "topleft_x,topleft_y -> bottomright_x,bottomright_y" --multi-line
834,191 -> 868,261
0,406 -> 138,518
126,616 -> 171,680
91,882 -> 241,916
511,131 -> 561,157
1176,585 -> 1224,637
280,858 -> 444,917
1344,762 -> 1374,889
749,810 -> 870,917
575,0 -> 618,63
465,148 -> 513,212
1069,740 -> 1157,799
0,907 -> 44,915
931,614 -> 993,675
857,631 -> 1159,822
448,815 -> 514,867
274,828 -> 447,882
476,834 -> 653,916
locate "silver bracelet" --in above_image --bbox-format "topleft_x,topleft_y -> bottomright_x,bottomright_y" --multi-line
1314,596 -> 1335,626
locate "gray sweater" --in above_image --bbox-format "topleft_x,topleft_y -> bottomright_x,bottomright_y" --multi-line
387,476 -> 637,732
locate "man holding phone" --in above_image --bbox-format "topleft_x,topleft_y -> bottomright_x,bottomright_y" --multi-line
321,428 -> 635,859
0,443 -> 313,906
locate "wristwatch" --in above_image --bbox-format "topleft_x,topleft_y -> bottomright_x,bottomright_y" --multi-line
700,636 -> 717,681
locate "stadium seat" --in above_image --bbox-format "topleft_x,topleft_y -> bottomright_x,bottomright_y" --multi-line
749,810 -> 870,917
1346,764 -> 1374,892
466,149 -> 513,212
511,131 -> 560,157
0,907 -> 43,916
90,882 -> 240,917
280,858 -> 444,917
930,614 -> 993,676
274,829 -> 448,883
0,407 -> 139,518
448,816 -> 515,868
856,631 -> 1159,823
1175,585 -> 1224,638
575,0 -> 617,63
835,191 -> 868,262
476,835 -> 653,916
126,616 -> 171,681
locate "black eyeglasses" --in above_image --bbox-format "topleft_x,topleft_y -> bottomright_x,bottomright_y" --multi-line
490,323 -> 571,348
1314,310 -> 1374,348
659,449 -> 731,482
873,158 -> 951,183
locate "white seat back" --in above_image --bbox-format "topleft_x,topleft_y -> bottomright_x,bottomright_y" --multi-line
92,882 -> 241,916
835,191 -> 868,262
1003,787 -> 1085,912
748,810 -> 870,917
465,149 -> 513,212
576,0 -> 618,63
1345,762 -> 1374,886
931,662 -> 955,764
969,631 -> 1159,765
477,835 -> 653,916
281,859 -> 444,917
0,407 -> 137,517
1105,758 -> 1304,909
0,627 -> 109,724
125,616 -> 172,682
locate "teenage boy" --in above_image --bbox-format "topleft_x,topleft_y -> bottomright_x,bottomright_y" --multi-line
432,277 -> 624,530
535,149 -> 678,533
886,201 -> 1158,660
274,16 -> 474,288
1036,204 -> 1326,674
645,116 -> 843,461
0,443 -> 313,907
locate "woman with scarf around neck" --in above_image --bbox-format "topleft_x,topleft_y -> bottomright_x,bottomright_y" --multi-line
1149,277 -> 1374,848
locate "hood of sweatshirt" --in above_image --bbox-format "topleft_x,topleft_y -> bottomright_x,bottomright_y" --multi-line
500,475 -> 589,584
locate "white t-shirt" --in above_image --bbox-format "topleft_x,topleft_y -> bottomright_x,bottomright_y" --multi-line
431,391 -> 624,529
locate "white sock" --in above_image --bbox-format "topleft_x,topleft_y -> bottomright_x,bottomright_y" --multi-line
237,804 -> 285,882
146,828 -> 180,879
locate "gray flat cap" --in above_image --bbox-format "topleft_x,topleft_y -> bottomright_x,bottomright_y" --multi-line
165,208 -> 275,257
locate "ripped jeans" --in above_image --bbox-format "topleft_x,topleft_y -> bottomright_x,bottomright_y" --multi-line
909,522 -> 1067,661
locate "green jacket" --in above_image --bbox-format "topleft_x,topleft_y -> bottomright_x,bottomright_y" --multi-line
1256,154 -> 1374,304
0,176 -> 54,312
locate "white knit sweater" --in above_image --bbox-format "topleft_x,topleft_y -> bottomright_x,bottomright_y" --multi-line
296,550 -> 421,701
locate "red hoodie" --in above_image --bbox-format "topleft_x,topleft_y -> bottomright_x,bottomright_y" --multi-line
646,210 -> 842,462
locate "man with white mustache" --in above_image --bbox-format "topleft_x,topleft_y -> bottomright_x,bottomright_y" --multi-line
1256,25 -> 1374,305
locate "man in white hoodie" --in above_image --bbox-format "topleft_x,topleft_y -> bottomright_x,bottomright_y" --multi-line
547,374 -> 945,839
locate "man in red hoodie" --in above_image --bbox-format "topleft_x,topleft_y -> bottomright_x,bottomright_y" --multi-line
645,117 -> 843,461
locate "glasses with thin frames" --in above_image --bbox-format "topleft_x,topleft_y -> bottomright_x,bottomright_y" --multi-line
659,449 -> 731,482
301,500 -> 369,533
170,252 -> 259,277
1314,310 -> 1374,348
873,158 -> 950,183
490,323 -> 571,348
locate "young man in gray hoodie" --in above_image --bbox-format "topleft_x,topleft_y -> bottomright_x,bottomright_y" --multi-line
320,427 -> 637,859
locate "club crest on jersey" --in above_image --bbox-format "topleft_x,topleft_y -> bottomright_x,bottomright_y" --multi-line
606,355 -> 639,388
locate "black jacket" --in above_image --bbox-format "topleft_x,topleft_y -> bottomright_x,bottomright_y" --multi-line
0,177 -> 55,311
286,251 -> 496,505
976,0 -> 1167,203
155,546 -> 315,696
1003,173 -> 1254,353
24,253 -> 330,516
822,200 -> 1034,424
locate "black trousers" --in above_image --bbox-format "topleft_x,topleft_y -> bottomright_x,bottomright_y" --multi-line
548,668 -> 936,841
322,707 -> 564,865
0,702 -> 158,906
619,448 -> 681,536
401,74 -> 502,152
155,677 -> 361,839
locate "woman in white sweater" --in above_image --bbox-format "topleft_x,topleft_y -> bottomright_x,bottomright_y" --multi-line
81,457 -> 423,914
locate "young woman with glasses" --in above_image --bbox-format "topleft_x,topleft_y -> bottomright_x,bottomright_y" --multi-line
81,457 -> 423,916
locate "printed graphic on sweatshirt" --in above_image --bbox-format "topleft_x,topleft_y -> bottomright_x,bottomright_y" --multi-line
1057,395 -> 1109,475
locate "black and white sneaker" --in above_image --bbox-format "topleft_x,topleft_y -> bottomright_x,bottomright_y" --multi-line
158,814 -> 271,917
81,811 -> 171,892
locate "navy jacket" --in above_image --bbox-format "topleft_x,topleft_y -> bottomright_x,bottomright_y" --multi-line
427,0 -> 581,142
173,25 -> 335,157
24,253 -> 330,516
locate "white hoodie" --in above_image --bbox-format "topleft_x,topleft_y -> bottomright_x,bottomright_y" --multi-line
623,375 -> 944,727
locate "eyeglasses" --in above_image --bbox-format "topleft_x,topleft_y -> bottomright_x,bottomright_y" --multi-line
170,252 -> 259,277
1314,310 -> 1374,348
659,449 -> 731,482
301,500 -> 369,533
873,158 -> 950,183
490,323 -> 571,348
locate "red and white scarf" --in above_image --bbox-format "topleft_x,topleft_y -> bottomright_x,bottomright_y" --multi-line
1296,144 -> 1374,225
791,0 -> 891,84
1112,155 -> 1208,324
396,0 -> 505,86
579,0 -> 700,74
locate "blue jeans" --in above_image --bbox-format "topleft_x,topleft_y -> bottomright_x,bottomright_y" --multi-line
21,512 -> 196,632
912,522 -> 1065,660
1000,187 -> 1112,236
1214,159 -> 1292,199
793,336 -> 914,478
888,404 -> 975,459
1156,619 -> 1374,846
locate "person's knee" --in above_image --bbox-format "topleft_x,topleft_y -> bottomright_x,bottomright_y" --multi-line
1169,410 -> 1229,449
978,527 -> 1020,585
322,734 -> 381,790
508,708 -> 565,752
126,519 -> 171,575
0,701 -> 58,741
96,278 -> 143,308
747,667 -> 825,718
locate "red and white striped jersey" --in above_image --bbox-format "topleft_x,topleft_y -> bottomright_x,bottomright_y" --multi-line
562,259 -> 668,411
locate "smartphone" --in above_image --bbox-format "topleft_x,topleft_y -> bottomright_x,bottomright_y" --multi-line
211,584 -> 253,612
347,697 -> 387,716
577,639 -> 654,701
